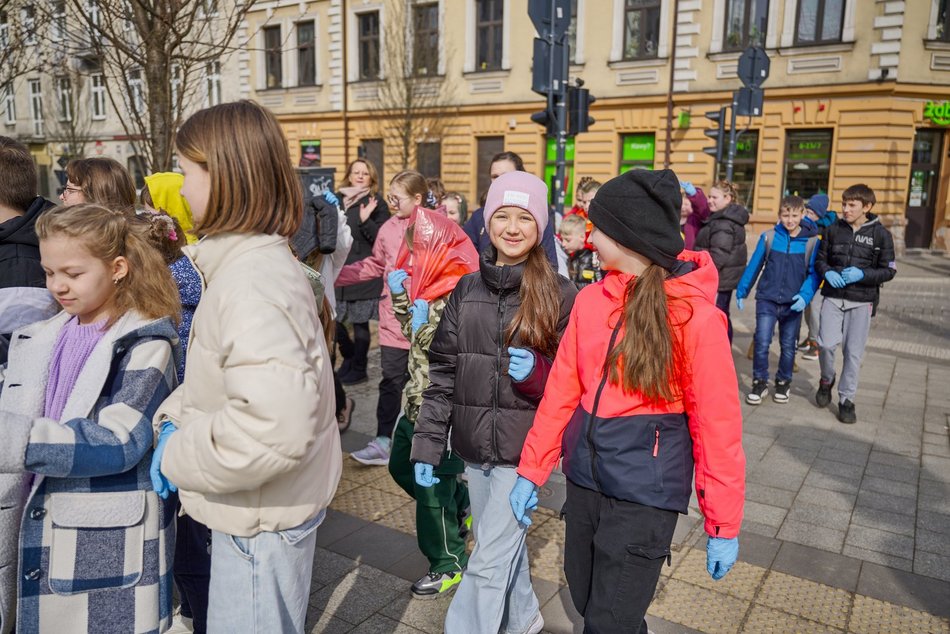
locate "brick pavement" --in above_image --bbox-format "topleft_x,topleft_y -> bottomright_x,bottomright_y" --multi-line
311,254 -> 950,633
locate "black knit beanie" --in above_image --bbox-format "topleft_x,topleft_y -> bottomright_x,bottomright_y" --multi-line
587,168 -> 685,270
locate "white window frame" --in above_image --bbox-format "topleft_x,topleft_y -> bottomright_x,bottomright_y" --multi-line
407,0 -> 445,77
464,0 -> 510,73
86,0 -> 101,45
259,21 -> 286,89
928,0 -> 944,40
346,3 -> 385,82
0,13 -> 8,50
91,73 -> 106,120
127,68 -> 145,115
609,0 -> 670,62
51,0 -> 67,42
570,0 -> 587,65
29,79 -> 43,137
294,14 -> 321,87
781,0 -> 855,48
2,83 -> 15,125
57,76 -> 73,122
21,5 -> 36,46
170,63 -> 182,110
205,60 -> 222,106
711,0 -> 780,53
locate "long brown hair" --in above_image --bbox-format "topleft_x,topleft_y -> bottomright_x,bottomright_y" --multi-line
175,100 -> 302,238
36,204 -> 180,328
506,245 -> 562,359
604,265 -> 683,403
65,157 -> 136,214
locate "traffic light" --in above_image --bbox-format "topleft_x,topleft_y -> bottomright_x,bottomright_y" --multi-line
568,86 -> 595,135
531,108 -> 556,136
703,107 -> 727,165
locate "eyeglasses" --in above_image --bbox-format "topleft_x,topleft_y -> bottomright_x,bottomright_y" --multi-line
61,186 -> 82,197
387,194 -> 408,207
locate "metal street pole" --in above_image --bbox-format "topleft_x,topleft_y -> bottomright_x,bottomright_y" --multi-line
547,0 -> 569,215
726,91 -> 739,182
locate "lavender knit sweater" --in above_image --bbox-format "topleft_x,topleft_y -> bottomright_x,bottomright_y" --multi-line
43,316 -> 107,420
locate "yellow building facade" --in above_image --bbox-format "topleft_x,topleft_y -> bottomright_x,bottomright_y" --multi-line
245,0 -> 950,251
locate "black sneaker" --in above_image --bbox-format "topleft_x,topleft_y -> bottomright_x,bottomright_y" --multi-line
773,380 -> 791,403
838,399 -> 857,424
411,571 -> 463,600
815,377 -> 835,408
746,379 -> 768,405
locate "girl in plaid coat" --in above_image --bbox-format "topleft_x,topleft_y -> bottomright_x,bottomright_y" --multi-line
0,203 -> 181,634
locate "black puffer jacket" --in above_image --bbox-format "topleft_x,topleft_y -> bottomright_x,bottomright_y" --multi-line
814,214 -> 896,304
411,248 -> 577,467
335,192 -> 391,303
0,196 -> 54,289
694,202 -> 749,292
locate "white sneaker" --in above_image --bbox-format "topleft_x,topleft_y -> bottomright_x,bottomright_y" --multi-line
511,612 -> 544,634
350,439 -> 391,466
166,614 -> 194,634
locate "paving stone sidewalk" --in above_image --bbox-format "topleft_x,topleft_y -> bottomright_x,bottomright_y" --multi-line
312,254 -> 950,633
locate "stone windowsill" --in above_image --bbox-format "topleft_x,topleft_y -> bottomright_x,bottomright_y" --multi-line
607,57 -> 667,70
777,41 -> 855,57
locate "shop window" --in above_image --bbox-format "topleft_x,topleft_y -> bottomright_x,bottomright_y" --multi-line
297,21 -> 316,86
417,141 -> 441,178
782,129 -> 832,199
475,0 -> 504,71
795,0 -> 845,45
264,25 -> 282,88
476,136 -> 504,203
620,133 -> 656,172
545,137 -> 575,207
358,11 -> 380,80
724,0 -> 767,52
717,131 -> 759,210
361,138 -> 384,185
413,3 -> 439,76
938,0 -> 950,41
623,0 -> 661,60
300,139 -> 321,168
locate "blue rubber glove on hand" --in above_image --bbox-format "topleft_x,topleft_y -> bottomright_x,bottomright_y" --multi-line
736,297 -> 745,311
824,270 -> 846,288
790,294 -> 807,312
509,476 -> 540,526
410,299 -> 429,333
679,180 -> 697,197
841,267 -> 865,285
414,463 -> 440,488
323,190 -> 339,206
387,269 -> 408,295
149,421 -> 178,500
507,347 -> 535,382
706,536 -> 739,580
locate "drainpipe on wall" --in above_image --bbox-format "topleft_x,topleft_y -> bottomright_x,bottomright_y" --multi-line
342,0 -> 350,165
664,0 -> 681,169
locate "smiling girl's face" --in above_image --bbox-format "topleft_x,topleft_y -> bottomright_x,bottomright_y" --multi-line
489,206 -> 538,265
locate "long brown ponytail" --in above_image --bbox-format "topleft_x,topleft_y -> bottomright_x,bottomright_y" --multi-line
506,245 -> 562,359
604,264 -> 681,403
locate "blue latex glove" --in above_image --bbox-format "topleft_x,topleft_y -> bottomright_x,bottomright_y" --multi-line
707,536 -> 739,580
736,297 -> 745,311
414,462 -> 440,488
410,299 -> 429,333
149,421 -> 178,499
679,180 -> 697,197
509,476 -> 540,526
387,269 -> 408,295
824,270 -> 846,288
790,294 -> 807,312
841,267 -> 865,285
323,190 -> 339,206
507,347 -> 535,382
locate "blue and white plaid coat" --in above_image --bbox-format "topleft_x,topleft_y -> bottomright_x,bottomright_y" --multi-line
0,311 -> 178,634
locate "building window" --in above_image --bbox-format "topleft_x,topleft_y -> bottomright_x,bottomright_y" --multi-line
623,0 -> 660,60
0,12 -> 8,50
128,69 -> 144,114
717,131 -> 759,209
361,139 -> 384,184
56,77 -> 73,122
91,73 -> 106,119
128,156 -> 146,190
783,129 -> 833,199
417,141 -> 441,178
86,0 -> 100,44
52,0 -> 67,42
3,83 -> 15,125
938,0 -> 950,40
476,0 -> 504,71
29,79 -> 43,137
297,21 -> 316,86
264,25 -> 282,88
358,12 -> 380,80
413,3 -> 439,76
620,133 -> 656,172
21,5 -> 36,45
206,61 -> 221,106
567,0 -> 579,61
724,0 -> 767,51
475,136 -> 504,201
795,0 -> 845,45
545,137 -> 575,207
170,63 -> 182,109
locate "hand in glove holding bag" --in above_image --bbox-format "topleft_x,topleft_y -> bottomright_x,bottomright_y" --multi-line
387,269 -> 409,295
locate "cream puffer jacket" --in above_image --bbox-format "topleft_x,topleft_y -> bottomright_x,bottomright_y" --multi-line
157,232 -> 341,537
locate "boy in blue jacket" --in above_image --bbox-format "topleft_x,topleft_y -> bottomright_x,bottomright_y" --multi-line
736,195 -> 819,405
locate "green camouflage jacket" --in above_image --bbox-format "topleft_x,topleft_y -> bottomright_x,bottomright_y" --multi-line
392,290 -> 447,423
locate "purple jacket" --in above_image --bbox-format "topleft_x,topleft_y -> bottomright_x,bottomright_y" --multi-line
682,187 -> 710,250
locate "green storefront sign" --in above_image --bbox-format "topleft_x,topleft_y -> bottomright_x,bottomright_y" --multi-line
924,100 -> 950,126
622,134 -> 655,163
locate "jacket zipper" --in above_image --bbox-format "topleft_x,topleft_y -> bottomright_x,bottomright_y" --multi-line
491,292 -> 506,464
652,425 -> 663,492
653,428 -> 659,457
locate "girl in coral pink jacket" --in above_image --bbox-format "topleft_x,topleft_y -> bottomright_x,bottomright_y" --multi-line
510,169 -> 746,634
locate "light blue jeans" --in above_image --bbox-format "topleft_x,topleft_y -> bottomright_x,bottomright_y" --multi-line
207,510 -> 324,634
444,465 -> 540,634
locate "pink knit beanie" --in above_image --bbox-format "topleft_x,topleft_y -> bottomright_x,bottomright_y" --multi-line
483,171 -> 549,244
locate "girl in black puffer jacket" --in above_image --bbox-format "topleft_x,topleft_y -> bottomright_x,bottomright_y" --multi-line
694,180 -> 749,341
412,171 -> 576,634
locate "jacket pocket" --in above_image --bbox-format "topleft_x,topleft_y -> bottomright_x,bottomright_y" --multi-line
611,543 -> 671,628
48,491 -> 146,595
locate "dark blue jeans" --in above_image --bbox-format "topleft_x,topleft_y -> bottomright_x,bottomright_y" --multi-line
754,299 -> 803,383
716,291 -> 734,342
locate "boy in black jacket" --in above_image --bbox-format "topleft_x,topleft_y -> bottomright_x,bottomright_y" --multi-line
813,184 -> 896,424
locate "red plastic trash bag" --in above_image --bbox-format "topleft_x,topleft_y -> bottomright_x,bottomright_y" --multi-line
394,206 -> 479,302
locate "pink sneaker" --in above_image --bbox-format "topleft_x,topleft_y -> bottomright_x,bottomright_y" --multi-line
350,439 -> 390,466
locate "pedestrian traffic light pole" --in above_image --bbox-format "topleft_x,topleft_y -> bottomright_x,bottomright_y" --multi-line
551,30 -> 570,216
726,91 -> 739,182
